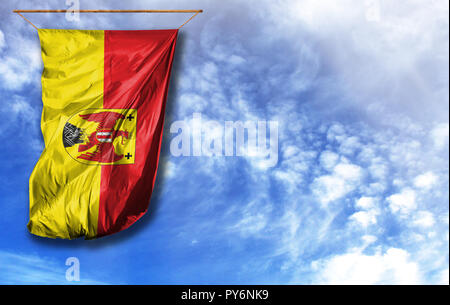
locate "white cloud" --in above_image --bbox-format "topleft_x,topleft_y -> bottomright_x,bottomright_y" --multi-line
438,268 -> 449,285
274,169 -> 303,193
0,95 -> 40,144
312,248 -> 420,284
368,158 -> 389,180
333,163 -> 363,181
0,40 -> 41,90
283,145 -> 300,159
319,150 -> 339,171
229,200 -> 272,237
431,123 -> 449,150
350,210 -> 378,227
361,234 -> 377,245
162,160 -> 176,179
355,196 -> 376,209
351,197 -> 379,227
0,30 -> 5,51
326,123 -> 346,142
339,136 -> 361,155
387,189 -> 417,214
414,172 -> 438,189
270,0 -> 449,126
412,211 -> 435,228
312,175 -> 349,204
10,96 -> 37,119
362,182 -> 386,196
312,162 -> 363,205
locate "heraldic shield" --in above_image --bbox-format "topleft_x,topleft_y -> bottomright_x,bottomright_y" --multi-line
63,109 -> 137,165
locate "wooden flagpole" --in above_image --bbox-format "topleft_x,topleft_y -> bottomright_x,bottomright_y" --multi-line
13,9 -> 203,30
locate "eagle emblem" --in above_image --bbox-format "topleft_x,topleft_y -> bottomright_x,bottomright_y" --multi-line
63,109 -> 137,165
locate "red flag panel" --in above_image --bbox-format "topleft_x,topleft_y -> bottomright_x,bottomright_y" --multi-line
98,30 -> 178,237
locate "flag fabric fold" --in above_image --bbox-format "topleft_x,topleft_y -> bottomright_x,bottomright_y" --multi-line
28,29 -> 177,239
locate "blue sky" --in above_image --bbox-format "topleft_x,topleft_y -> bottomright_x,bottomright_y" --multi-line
0,0 -> 448,284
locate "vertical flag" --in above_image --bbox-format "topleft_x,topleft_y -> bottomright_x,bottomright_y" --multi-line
28,29 -> 177,239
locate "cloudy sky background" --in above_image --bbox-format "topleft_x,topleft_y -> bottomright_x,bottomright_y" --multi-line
0,0 -> 448,284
